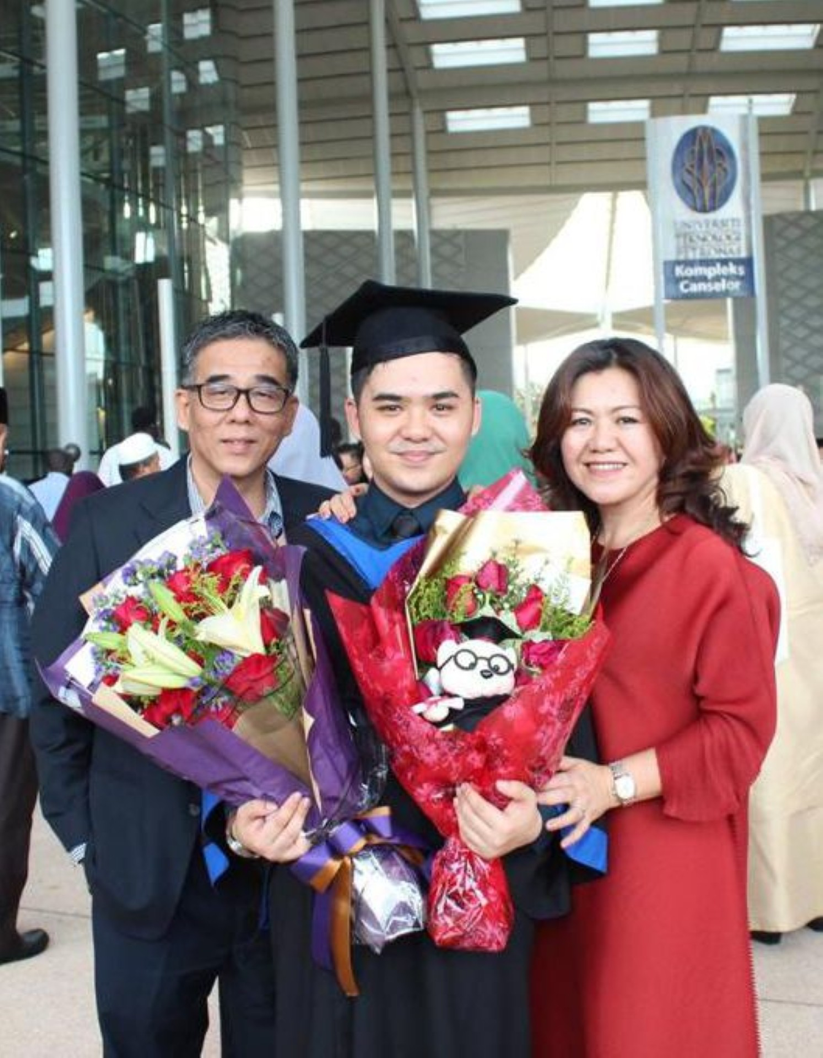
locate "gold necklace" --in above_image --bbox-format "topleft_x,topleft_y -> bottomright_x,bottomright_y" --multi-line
599,543 -> 630,586
586,545 -> 629,615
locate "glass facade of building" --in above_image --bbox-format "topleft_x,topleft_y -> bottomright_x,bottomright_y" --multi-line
0,1 -> 240,478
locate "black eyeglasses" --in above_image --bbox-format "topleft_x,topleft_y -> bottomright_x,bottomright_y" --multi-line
183,381 -> 292,415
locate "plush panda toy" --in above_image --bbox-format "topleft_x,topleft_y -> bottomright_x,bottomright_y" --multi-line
414,638 -> 517,730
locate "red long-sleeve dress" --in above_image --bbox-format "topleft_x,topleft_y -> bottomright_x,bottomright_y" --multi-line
531,515 -> 778,1058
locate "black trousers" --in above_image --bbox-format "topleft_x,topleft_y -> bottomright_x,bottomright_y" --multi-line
92,851 -> 277,1058
0,714 -> 38,949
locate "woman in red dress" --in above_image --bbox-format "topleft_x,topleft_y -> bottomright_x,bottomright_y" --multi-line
529,338 -> 778,1057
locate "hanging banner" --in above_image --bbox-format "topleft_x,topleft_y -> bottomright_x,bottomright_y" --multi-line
646,115 -> 755,300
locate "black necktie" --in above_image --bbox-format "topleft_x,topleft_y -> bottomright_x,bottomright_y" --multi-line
390,511 -> 420,540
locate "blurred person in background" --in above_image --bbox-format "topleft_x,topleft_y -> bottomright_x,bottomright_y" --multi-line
268,402 -> 345,490
52,470 -> 104,544
333,439 -> 367,486
115,432 -> 162,483
459,389 -> 532,490
0,386 -> 59,965
29,447 -> 74,520
97,405 -> 176,486
721,383 -> 823,945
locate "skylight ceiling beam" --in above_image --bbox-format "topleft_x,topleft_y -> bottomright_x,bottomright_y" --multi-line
386,0 -> 421,101
240,64 -> 819,116
399,0 -> 823,42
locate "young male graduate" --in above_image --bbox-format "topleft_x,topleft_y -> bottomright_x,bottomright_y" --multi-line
229,281 -> 603,1058
30,311 -> 334,1057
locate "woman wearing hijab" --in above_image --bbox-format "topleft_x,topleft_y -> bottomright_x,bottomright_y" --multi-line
51,470 -> 104,543
721,383 -> 823,943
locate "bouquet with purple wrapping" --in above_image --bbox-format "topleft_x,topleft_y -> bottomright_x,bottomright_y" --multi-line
39,477 -> 426,993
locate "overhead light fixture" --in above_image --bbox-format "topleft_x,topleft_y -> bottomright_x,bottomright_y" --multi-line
432,38 -> 527,68
97,48 -> 125,82
146,23 -> 162,53
588,30 -> 659,58
708,93 -> 796,116
125,87 -> 150,114
720,23 -> 820,51
446,105 -> 531,132
198,59 -> 219,85
587,99 -> 651,123
183,9 -> 212,40
419,0 -> 520,19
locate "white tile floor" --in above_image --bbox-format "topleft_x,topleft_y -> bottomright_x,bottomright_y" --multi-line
6,809 -> 823,1057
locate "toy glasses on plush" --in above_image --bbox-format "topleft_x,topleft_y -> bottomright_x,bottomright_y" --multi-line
436,639 -> 517,699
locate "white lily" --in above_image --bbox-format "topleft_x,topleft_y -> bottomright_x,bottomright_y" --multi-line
114,668 -> 191,696
125,623 -> 203,679
194,566 -> 269,656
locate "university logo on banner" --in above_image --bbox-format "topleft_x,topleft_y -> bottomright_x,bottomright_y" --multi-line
646,115 -> 755,301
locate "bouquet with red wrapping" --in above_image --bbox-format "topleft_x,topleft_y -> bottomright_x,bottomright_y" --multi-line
327,470 -> 611,952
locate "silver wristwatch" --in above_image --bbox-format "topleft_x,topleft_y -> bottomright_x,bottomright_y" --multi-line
609,760 -> 637,807
225,815 -> 260,859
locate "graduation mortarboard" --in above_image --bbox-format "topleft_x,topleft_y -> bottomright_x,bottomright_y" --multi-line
300,280 -> 516,453
300,279 -> 516,375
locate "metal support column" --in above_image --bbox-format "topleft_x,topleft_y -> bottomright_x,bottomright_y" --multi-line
274,0 -> 307,399
370,0 -> 395,282
157,278 -> 180,459
411,102 -> 432,288
46,0 -> 87,458
748,113 -> 770,387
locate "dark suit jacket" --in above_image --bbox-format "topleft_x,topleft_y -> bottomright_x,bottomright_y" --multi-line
30,459 -> 332,939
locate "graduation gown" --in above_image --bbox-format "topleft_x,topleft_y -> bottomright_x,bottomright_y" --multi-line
267,484 -> 601,1058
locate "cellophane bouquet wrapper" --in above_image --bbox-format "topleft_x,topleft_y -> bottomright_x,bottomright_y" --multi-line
39,478 -> 424,990
327,470 -> 611,952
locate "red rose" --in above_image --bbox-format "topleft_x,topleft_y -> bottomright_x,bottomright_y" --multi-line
205,702 -> 238,728
207,549 -> 254,591
164,687 -> 198,720
445,575 -> 479,620
225,653 -> 279,702
260,606 -> 290,648
475,559 -> 508,595
112,596 -> 152,631
513,585 -> 545,631
166,568 -> 199,604
101,673 -> 118,687
413,620 -> 461,665
521,638 -> 564,672
142,687 -> 196,728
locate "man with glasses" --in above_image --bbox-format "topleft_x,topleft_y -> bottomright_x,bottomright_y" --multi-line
31,310 -> 333,1057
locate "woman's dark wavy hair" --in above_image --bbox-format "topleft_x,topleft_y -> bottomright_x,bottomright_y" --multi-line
528,337 -> 748,551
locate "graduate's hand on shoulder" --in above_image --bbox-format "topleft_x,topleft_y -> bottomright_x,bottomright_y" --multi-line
454,780 -> 542,860
232,794 -> 312,862
313,483 -> 368,523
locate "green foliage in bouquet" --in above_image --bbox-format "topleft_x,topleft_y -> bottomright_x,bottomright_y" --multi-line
408,548 -> 591,643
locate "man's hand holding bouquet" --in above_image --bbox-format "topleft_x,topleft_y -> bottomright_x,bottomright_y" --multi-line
326,470 -> 611,952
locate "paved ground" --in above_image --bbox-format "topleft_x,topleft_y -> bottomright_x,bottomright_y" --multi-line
4,808 -> 822,1056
